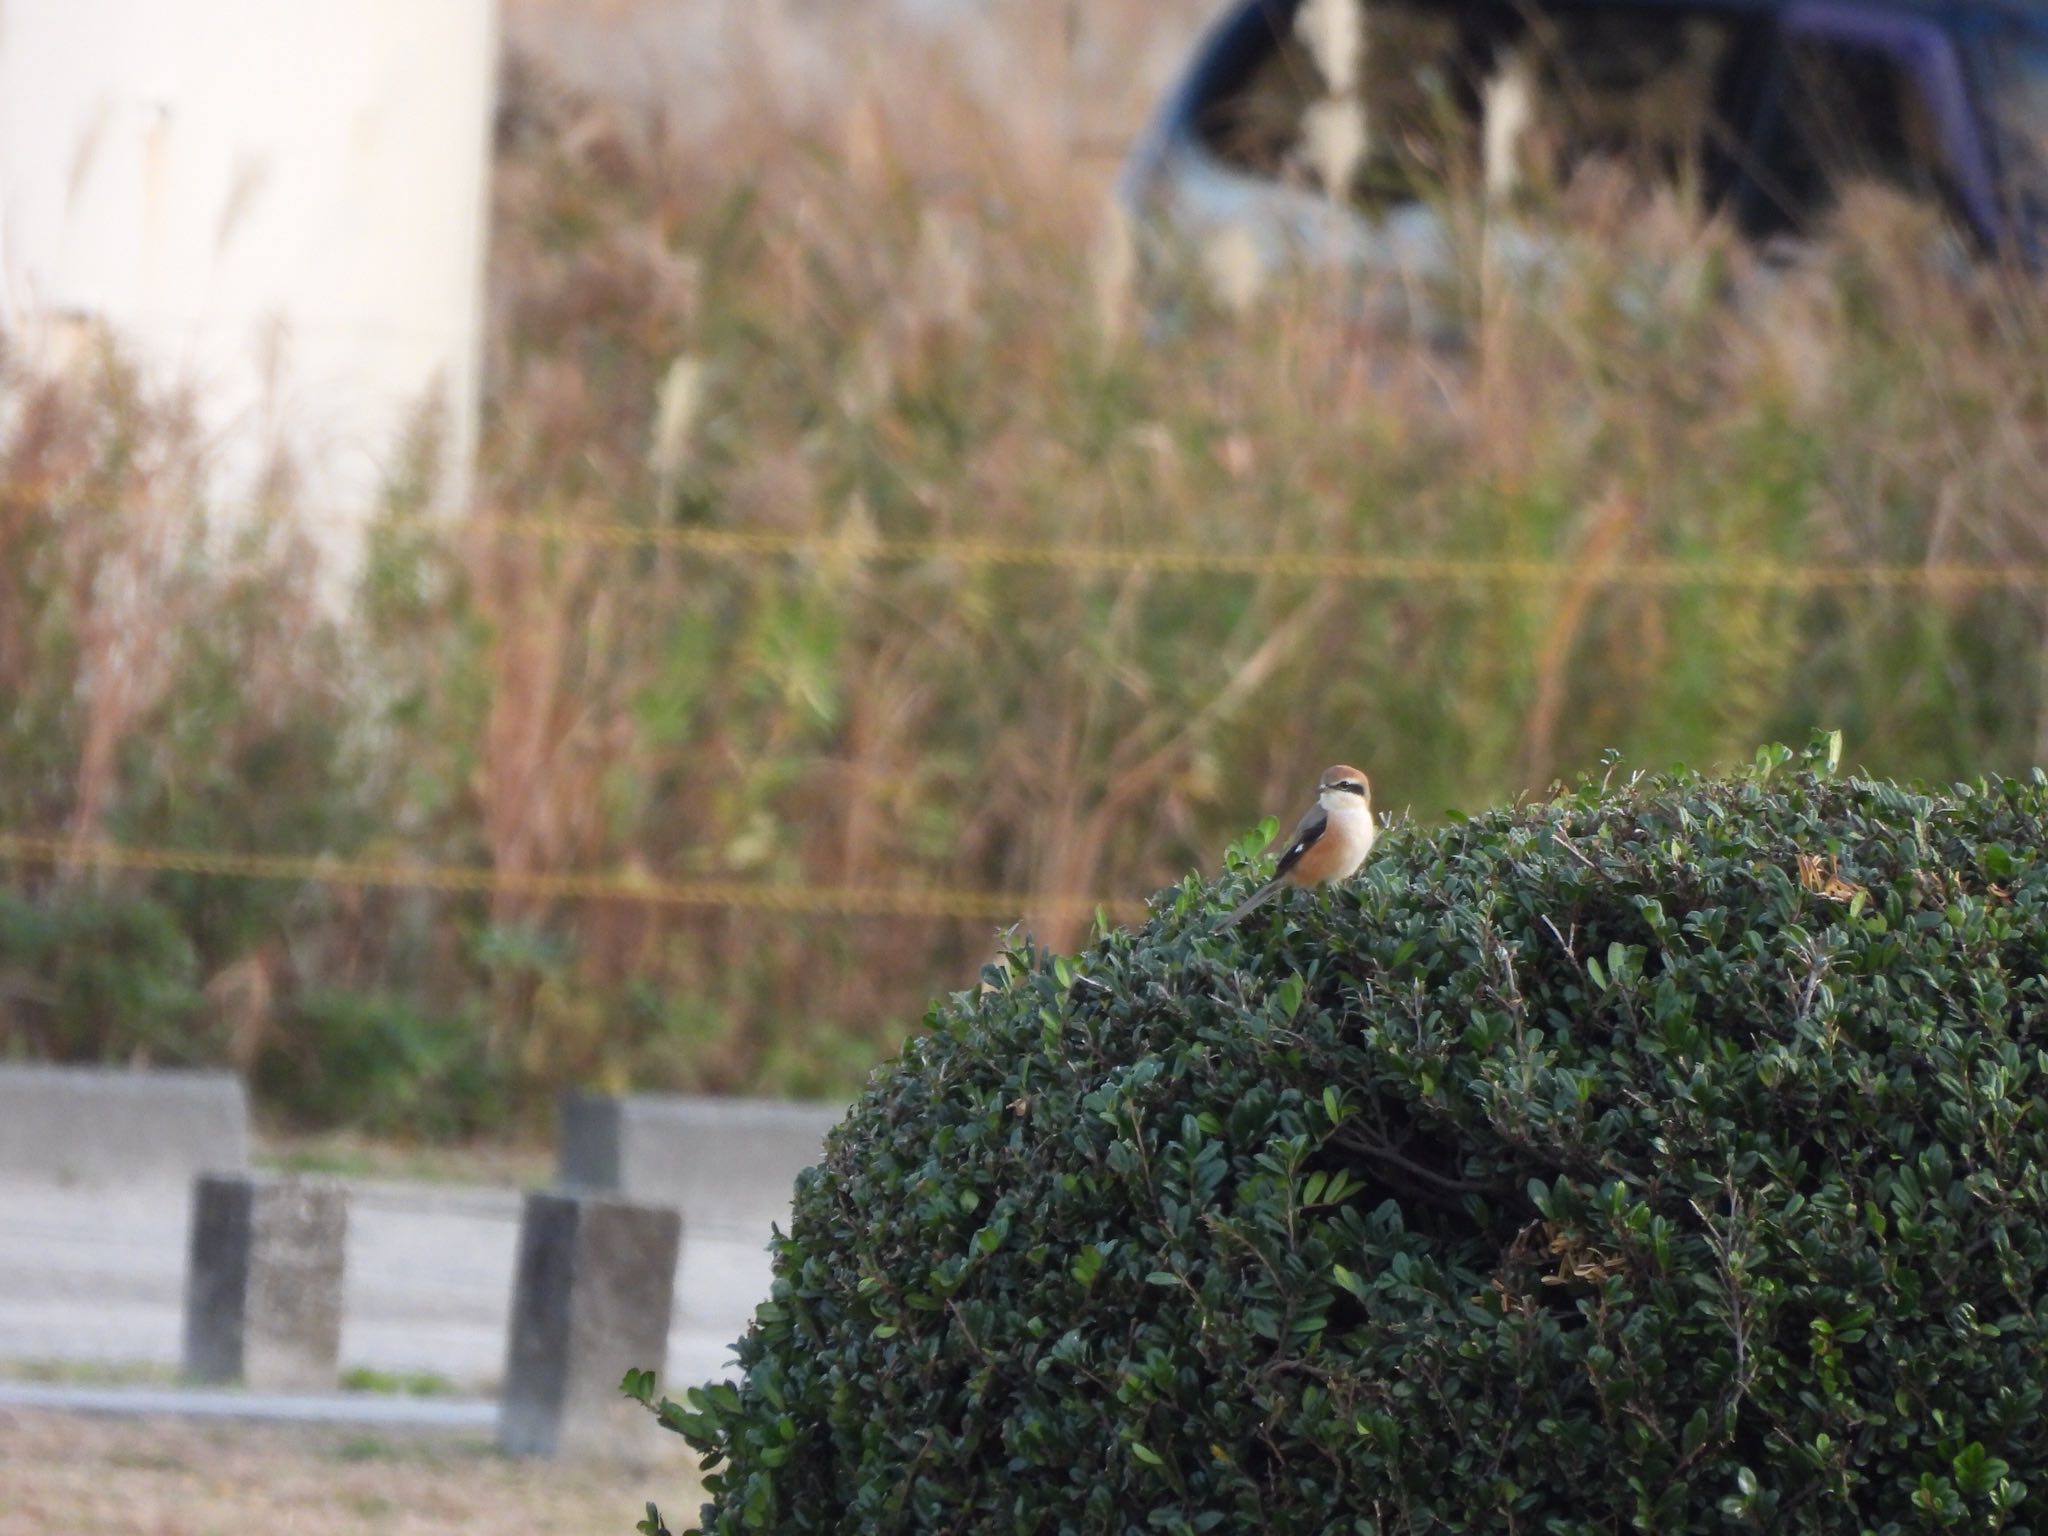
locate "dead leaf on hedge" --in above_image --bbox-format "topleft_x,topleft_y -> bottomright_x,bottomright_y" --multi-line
1477,1275 -> 1538,1317
1797,853 -> 1867,904
1534,1223 -> 1628,1287
1505,1219 -> 1626,1287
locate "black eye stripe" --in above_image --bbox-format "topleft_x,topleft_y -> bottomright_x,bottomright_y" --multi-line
1325,781 -> 1367,796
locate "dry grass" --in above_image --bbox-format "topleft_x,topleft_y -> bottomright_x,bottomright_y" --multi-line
8,2 -> 2048,1122
0,1411 -> 698,1536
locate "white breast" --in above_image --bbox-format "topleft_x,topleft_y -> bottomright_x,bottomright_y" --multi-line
1318,803 -> 1377,881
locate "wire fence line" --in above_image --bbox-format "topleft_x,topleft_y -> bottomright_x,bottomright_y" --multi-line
489,514 -> 2048,589
0,831 -> 1147,925
18,483 -> 2048,589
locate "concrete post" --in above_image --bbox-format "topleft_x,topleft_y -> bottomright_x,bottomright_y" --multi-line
499,1191 -> 681,1459
182,1174 -> 346,1391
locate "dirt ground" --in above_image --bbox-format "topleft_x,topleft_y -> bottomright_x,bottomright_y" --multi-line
0,1410 -> 704,1536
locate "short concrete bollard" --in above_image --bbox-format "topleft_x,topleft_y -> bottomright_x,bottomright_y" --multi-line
182,1173 -> 347,1391
499,1191 -> 682,1459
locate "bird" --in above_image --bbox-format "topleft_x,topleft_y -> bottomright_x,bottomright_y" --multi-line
1221,764 -> 1376,926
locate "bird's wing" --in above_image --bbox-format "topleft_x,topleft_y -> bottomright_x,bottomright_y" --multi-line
1269,804 -> 1328,884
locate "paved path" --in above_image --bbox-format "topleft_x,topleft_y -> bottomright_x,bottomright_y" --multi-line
0,1178 -> 771,1394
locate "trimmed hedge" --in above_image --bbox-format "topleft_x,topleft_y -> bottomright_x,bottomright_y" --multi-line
656,744 -> 2048,1532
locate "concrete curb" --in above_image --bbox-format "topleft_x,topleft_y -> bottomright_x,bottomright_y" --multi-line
0,1379 -> 497,1429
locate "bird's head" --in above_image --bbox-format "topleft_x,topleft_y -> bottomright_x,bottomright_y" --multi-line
1316,764 -> 1371,813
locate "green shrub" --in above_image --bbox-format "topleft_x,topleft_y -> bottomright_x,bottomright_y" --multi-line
252,990 -> 509,1138
0,887 -> 203,1061
658,743 -> 2048,1532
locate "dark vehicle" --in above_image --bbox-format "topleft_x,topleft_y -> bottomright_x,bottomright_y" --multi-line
1121,0 -> 2048,274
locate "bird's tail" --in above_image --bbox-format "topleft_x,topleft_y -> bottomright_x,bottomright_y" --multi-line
1220,878 -> 1282,929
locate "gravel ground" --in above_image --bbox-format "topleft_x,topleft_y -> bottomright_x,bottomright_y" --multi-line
0,1409 -> 703,1536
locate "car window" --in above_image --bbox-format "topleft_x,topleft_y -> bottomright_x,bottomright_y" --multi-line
1193,1 -> 1748,219
1762,42 -> 1940,229
1502,14 -> 1739,205
1737,12 -> 1992,244
1195,4 -> 1484,211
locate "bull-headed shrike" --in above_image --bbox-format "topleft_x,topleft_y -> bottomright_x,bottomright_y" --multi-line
1222,764 -> 1376,926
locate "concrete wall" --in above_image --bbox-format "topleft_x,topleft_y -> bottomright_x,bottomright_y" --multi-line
557,1093 -> 843,1237
0,1064 -> 247,1184
0,0 -> 498,577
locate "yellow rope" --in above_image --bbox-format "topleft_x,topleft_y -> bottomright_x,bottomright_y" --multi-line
16,480 -> 2048,588
0,832 -> 1143,924
483,512 -> 2048,589
14,474 -> 2027,937
5,496 -> 2027,920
